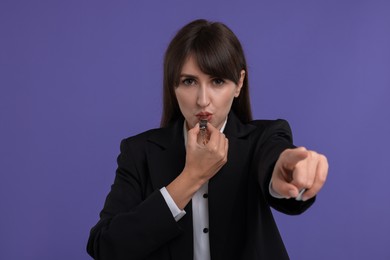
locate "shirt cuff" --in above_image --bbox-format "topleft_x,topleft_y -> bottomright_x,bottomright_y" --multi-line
160,187 -> 186,221
269,181 -> 286,199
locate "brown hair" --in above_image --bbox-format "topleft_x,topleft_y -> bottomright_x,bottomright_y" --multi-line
160,19 -> 252,127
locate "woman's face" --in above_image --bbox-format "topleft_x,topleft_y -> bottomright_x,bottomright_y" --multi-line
175,55 -> 245,130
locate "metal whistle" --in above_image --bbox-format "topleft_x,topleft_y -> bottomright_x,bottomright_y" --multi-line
199,119 -> 208,145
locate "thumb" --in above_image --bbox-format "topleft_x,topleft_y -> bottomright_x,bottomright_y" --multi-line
272,178 -> 300,199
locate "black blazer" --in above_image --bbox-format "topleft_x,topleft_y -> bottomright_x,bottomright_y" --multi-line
87,113 -> 315,260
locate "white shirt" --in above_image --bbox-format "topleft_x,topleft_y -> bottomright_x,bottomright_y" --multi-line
160,118 -> 285,260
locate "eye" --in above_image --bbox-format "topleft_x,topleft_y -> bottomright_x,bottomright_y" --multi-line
212,78 -> 225,86
181,78 -> 196,86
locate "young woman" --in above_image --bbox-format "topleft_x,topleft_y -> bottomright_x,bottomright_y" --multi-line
87,19 -> 328,260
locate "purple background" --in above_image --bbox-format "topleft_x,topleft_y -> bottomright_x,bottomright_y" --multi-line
1,0 -> 389,259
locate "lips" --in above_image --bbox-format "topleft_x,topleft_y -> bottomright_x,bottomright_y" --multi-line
196,112 -> 212,121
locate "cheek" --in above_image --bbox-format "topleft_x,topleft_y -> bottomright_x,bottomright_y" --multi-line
175,90 -> 193,111
217,90 -> 236,109
174,90 -> 184,104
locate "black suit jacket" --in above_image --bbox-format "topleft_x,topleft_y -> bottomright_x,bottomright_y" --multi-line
87,113 -> 315,260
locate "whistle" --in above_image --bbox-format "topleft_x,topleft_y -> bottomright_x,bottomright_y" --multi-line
199,119 -> 207,130
199,119 -> 208,145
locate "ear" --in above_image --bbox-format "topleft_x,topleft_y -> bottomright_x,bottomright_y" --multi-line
234,70 -> 246,97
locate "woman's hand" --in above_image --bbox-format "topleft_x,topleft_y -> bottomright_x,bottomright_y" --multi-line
184,122 -> 228,183
166,123 -> 228,209
270,147 -> 328,201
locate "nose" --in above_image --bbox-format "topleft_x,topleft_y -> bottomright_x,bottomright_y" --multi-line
196,85 -> 210,108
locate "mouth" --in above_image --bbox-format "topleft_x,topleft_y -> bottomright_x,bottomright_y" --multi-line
196,112 -> 212,121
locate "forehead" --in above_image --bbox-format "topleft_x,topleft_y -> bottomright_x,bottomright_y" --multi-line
175,50 -> 239,84
180,55 -> 202,75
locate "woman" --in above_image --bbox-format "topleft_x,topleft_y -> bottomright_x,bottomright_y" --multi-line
87,19 -> 328,260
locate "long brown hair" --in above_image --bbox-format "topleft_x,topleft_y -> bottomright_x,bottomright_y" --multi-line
160,19 -> 252,127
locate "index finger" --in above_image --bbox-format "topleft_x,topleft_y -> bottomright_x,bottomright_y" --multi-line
206,122 -> 224,140
281,147 -> 309,170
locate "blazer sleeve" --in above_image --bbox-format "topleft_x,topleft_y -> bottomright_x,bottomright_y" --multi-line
254,119 -> 315,215
87,139 -> 182,260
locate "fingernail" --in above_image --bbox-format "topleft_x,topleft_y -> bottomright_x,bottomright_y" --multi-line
289,190 -> 298,198
301,196 -> 309,202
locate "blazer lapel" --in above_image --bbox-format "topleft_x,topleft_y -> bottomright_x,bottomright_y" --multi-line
147,120 -> 186,189
146,118 -> 194,260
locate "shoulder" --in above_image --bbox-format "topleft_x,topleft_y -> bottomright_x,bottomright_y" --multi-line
249,118 -> 291,130
247,119 -> 293,143
119,119 -> 182,153
114,128 -> 171,172
119,127 -> 166,152
121,128 -> 161,145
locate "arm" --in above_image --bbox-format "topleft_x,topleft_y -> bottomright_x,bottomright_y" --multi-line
166,122 -> 228,209
87,122 -> 229,260
86,139 -> 182,260
255,120 -> 328,215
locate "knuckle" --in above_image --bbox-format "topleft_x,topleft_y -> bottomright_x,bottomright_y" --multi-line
282,148 -> 292,155
321,154 -> 329,165
306,151 -> 315,161
317,173 -> 327,184
217,150 -> 224,158
209,145 -> 218,153
305,179 -> 313,188
294,162 -> 304,171
293,178 -> 305,188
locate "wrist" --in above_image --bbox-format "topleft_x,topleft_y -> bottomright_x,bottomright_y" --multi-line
166,169 -> 205,210
181,167 -> 208,190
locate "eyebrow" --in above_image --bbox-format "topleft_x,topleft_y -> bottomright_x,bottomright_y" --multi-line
180,74 -> 199,79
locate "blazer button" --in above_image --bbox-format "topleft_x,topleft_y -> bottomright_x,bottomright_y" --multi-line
203,228 -> 209,233
203,193 -> 208,198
